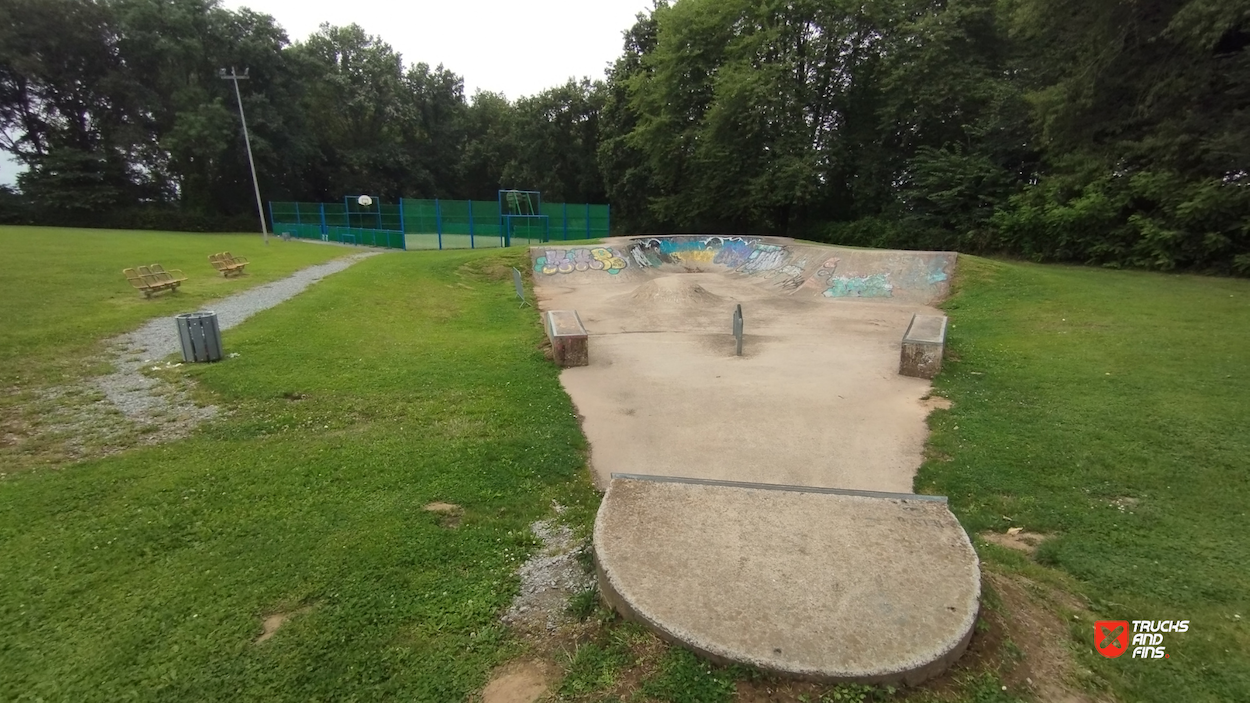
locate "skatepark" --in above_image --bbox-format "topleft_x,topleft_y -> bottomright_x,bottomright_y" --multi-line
531,236 -> 980,684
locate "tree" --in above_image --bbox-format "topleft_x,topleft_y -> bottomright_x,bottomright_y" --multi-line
504,79 -> 606,203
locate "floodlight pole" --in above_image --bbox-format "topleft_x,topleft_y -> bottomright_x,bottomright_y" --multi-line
220,67 -> 268,244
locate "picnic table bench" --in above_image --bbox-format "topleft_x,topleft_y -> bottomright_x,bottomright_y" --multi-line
209,252 -> 248,277
124,264 -> 187,298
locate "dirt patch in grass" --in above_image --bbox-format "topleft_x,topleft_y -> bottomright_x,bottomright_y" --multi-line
922,394 -> 953,411
983,571 -> 1108,703
459,258 -> 518,283
255,605 -> 314,644
981,528 -> 1050,555
424,501 -> 464,528
1108,497 -> 1138,512
732,678 -> 831,701
480,659 -> 555,703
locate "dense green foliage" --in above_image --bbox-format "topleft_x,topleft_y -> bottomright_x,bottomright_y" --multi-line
0,0 -> 606,229
601,0 -> 1249,273
2,0 -> 1247,271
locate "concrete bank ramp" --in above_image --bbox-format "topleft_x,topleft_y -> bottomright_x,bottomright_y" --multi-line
530,236 -> 978,685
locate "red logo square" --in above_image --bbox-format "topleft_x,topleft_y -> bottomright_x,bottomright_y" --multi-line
1095,620 -> 1129,658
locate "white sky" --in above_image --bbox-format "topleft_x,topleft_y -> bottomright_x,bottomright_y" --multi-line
0,0 -> 653,187
225,0 -> 652,100
0,157 -> 16,188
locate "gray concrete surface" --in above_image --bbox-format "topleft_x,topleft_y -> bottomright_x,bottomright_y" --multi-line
546,310 -> 589,367
530,236 -> 977,684
537,271 -> 940,492
595,477 -> 981,685
900,314 -> 948,379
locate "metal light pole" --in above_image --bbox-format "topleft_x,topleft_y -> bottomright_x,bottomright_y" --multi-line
220,67 -> 268,244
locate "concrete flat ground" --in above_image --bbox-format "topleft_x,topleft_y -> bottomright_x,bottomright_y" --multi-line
531,236 -> 979,684
538,272 -> 943,492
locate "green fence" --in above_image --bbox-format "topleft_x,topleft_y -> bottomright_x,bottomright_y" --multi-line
269,197 -> 610,251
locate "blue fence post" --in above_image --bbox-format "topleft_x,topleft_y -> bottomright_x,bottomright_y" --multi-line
319,203 -> 327,238
435,198 -> 443,250
468,199 -> 474,238
397,198 -> 405,251
267,201 -> 276,234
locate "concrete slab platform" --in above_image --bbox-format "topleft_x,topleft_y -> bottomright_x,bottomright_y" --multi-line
595,476 -> 980,684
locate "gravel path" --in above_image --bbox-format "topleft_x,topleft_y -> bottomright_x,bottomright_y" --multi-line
96,251 -> 380,429
502,507 -> 594,634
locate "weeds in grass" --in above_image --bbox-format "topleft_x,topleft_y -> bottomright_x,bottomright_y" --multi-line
568,588 -> 599,621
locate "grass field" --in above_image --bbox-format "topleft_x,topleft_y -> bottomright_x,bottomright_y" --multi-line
0,230 -> 598,700
920,258 -> 1250,702
0,226 -> 349,377
1,226 -> 1246,702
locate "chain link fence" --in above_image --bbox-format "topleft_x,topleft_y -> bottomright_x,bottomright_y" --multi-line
269,197 -> 609,251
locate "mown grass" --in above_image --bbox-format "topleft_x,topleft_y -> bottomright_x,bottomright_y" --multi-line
3,228 -> 1246,702
920,257 -> 1250,702
0,226 -> 366,470
0,226 -> 350,382
0,244 -> 598,700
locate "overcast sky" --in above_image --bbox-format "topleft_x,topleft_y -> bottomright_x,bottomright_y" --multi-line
0,0 -> 653,186
225,0 -> 651,99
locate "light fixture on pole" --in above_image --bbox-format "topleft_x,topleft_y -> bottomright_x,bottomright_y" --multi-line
219,67 -> 268,245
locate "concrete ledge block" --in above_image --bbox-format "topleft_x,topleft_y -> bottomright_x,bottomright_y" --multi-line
899,313 -> 947,379
547,310 -> 588,367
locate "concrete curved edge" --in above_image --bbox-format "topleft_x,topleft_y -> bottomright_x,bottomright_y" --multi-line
593,477 -> 982,686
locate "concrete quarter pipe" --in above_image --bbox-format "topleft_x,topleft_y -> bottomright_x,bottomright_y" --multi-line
531,235 -> 979,684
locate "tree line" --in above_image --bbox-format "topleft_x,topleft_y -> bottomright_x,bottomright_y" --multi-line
2,0 -> 1247,273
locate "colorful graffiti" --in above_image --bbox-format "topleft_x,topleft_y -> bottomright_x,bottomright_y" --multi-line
770,261 -> 808,290
531,238 -> 953,302
624,237 -> 799,283
809,256 -> 895,298
535,247 -> 629,275
823,274 -> 894,298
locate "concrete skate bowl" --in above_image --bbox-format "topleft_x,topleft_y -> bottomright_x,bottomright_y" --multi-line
530,236 -> 979,685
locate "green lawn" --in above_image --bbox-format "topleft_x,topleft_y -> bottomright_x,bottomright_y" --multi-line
1,228 -> 1246,702
0,236 -> 597,700
0,226 -> 350,379
920,258 -> 1250,703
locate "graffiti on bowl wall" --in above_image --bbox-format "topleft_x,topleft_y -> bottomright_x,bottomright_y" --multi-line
823,274 -> 894,298
624,237 -> 798,278
535,247 -> 629,275
534,237 -> 821,289
808,256 -> 893,298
